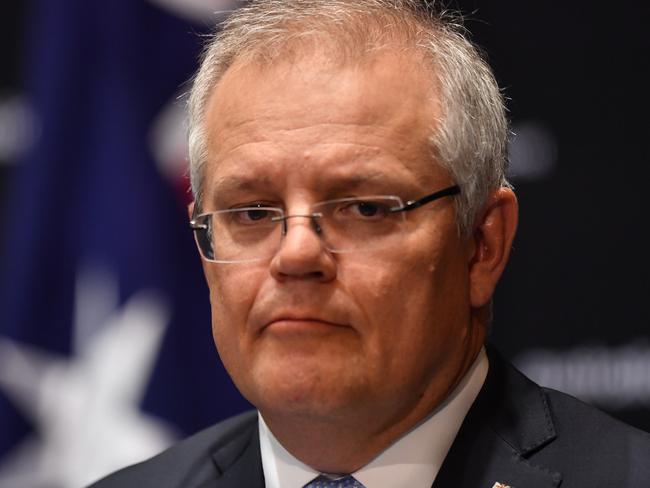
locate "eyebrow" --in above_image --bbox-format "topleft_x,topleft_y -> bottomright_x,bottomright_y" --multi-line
211,175 -> 271,194
321,171 -> 391,192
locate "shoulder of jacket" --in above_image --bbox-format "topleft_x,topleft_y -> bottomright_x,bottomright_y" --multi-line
87,410 -> 259,488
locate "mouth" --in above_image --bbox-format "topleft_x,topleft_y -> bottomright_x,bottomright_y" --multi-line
261,317 -> 349,334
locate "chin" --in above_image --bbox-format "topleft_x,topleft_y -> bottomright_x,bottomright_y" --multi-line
243,356 -> 368,418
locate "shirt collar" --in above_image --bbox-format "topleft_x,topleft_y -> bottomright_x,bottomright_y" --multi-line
259,347 -> 488,488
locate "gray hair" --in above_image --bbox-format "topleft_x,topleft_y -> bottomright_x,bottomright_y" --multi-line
187,0 -> 510,234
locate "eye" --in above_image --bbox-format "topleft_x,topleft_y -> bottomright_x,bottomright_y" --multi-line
230,203 -> 279,225
236,208 -> 273,223
340,200 -> 392,220
357,201 -> 381,217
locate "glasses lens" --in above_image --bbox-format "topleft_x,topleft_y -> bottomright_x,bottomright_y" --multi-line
313,196 -> 405,252
194,208 -> 283,263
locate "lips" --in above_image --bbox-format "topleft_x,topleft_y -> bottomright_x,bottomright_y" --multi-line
248,294 -> 353,334
262,316 -> 348,331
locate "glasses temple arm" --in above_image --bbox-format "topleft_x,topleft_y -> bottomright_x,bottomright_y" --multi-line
394,185 -> 461,212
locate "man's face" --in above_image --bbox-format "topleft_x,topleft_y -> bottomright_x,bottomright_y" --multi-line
200,49 -> 481,426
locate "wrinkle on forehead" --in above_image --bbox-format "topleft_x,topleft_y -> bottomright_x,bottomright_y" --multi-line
207,128 -> 423,176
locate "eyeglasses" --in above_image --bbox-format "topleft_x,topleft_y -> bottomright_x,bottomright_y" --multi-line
190,185 -> 460,263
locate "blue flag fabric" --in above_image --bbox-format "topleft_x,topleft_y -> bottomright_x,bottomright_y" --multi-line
0,1 -> 249,485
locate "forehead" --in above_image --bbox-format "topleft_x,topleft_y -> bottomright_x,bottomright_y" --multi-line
202,48 -> 445,197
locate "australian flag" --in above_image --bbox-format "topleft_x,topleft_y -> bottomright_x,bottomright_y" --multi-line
0,1 -> 249,487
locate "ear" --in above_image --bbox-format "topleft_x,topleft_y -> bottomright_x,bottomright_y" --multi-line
187,201 -> 195,221
468,188 -> 518,308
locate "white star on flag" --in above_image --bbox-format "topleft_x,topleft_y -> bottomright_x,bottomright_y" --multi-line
0,267 -> 177,488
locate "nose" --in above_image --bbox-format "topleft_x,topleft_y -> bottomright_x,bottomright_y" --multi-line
269,215 -> 337,282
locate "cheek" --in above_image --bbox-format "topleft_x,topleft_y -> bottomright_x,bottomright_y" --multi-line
339,255 -> 434,348
338,232 -> 469,370
207,264 -> 263,312
204,265 -> 265,364
335,259 -> 438,399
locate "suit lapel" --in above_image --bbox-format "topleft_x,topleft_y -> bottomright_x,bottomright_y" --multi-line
434,347 -> 562,488
200,417 -> 265,488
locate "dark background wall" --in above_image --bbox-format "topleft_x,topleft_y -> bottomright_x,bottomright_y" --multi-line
0,3 -> 30,237
457,1 -> 650,432
0,2 -> 648,482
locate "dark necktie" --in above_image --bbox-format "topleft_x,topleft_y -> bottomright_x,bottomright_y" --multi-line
303,474 -> 366,487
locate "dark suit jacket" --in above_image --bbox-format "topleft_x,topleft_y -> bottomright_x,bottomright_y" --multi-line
89,349 -> 650,487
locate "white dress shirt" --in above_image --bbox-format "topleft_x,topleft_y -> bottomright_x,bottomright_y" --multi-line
259,347 -> 488,488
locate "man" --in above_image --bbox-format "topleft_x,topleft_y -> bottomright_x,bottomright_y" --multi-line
91,1 -> 650,487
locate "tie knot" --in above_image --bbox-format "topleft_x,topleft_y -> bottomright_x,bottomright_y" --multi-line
303,474 -> 365,488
